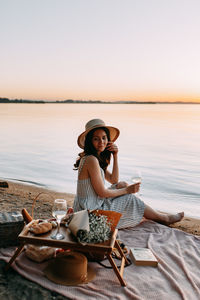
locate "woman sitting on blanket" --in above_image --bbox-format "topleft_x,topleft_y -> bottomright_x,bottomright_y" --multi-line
73,118 -> 184,229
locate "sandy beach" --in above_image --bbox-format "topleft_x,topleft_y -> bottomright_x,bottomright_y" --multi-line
0,179 -> 200,299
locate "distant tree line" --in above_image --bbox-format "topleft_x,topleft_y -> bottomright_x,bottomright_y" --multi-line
0,97 -> 155,104
0,98 -> 108,104
0,97 -> 45,103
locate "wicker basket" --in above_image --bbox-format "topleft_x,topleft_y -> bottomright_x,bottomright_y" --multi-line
0,211 -> 24,247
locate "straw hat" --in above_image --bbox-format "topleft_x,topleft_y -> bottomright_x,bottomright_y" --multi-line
44,251 -> 96,286
77,118 -> 120,149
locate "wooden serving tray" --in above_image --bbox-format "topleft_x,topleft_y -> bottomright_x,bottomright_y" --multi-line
18,221 -> 117,254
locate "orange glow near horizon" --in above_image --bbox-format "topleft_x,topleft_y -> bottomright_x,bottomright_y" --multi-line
2,89 -> 200,103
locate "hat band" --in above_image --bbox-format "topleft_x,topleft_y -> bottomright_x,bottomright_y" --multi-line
85,123 -> 105,131
80,274 -> 87,283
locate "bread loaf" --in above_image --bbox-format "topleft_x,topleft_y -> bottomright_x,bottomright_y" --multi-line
25,245 -> 55,262
29,221 -> 52,235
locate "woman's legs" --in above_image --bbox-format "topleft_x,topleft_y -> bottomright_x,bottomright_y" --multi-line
143,204 -> 184,225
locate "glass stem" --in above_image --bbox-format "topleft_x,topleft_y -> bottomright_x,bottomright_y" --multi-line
57,220 -> 61,235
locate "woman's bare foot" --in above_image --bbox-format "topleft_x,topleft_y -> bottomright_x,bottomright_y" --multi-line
143,205 -> 184,226
162,212 -> 184,226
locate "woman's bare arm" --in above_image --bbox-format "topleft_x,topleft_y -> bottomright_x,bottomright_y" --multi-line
87,156 -> 139,198
104,142 -> 119,184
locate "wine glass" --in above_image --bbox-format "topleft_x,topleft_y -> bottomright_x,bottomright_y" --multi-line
131,170 -> 142,184
51,199 -> 67,240
131,170 -> 142,195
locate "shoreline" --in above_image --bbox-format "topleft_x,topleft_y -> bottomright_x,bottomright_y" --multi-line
0,179 -> 200,236
0,179 -> 74,220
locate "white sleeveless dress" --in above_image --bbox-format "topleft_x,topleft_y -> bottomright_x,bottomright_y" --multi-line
73,156 -> 145,229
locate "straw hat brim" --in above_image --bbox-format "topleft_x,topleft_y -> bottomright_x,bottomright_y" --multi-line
44,258 -> 96,286
78,125 -> 120,149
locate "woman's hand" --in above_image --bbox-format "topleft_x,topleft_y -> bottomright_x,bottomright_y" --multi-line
106,142 -> 118,155
126,183 -> 140,194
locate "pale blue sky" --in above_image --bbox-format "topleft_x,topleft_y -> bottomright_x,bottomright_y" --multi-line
1,0 -> 200,102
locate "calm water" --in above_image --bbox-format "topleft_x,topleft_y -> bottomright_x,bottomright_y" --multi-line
0,103 -> 199,218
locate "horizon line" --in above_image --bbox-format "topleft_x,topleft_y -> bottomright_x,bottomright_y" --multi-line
0,97 -> 200,104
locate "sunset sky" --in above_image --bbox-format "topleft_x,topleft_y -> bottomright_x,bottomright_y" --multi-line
1,0 -> 200,102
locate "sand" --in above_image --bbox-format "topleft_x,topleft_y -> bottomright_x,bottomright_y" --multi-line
0,179 -> 200,300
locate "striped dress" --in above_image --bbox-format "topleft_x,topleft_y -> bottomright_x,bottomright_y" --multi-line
73,156 -> 145,229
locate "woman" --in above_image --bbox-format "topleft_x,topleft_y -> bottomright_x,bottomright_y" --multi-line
73,118 -> 184,229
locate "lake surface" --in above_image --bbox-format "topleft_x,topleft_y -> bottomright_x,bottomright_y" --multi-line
0,103 -> 199,218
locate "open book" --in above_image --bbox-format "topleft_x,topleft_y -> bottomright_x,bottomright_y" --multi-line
129,248 -> 158,267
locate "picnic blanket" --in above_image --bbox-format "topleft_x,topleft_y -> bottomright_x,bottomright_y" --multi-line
1,219 -> 200,300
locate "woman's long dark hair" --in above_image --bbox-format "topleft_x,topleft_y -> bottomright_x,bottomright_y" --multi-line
74,127 -> 111,171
